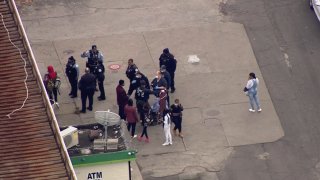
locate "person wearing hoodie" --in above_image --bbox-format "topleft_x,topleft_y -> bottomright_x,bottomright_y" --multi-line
159,48 -> 174,68
65,56 -> 79,98
159,48 -> 177,93
44,65 -> 59,105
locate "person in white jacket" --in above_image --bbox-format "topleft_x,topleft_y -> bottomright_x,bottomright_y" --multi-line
162,109 -> 172,146
245,72 -> 261,112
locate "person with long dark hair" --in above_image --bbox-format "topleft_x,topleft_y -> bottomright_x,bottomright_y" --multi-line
124,99 -> 139,138
162,109 -> 172,146
171,99 -> 184,137
245,72 -> 262,112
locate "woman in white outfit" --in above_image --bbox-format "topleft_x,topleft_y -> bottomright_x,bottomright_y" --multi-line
162,109 -> 172,146
245,72 -> 262,112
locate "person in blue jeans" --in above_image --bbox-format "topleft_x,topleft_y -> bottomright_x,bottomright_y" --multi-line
245,72 -> 262,112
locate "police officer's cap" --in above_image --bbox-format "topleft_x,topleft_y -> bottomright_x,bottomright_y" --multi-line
163,48 -> 169,53
69,56 -> 75,61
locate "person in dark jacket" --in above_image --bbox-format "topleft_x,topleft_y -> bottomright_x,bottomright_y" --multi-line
135,80 -> 152,122
81,45 -> 104,74
165,55 -> 177,93
78,68 -> 97,113
128,70 -> 150,97
125,59 -> 138,83
95,61 -> 106,101
116,80 -> 128,120
160,65 -> 171,90
159,48 -> 174,68
170,99 -> 184,137
65,56 -> 79,98
124,99 -> 139,138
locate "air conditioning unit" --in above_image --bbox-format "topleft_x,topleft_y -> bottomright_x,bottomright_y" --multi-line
60,126 -> 79,149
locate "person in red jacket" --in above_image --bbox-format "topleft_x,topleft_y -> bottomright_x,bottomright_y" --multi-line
44,65 -> 59,105
124,99 -> 139,138
116,80 -> 128,120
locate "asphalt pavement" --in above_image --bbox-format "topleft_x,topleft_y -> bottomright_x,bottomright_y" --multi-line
12,0 -> 303,179
217,0 -> 320,179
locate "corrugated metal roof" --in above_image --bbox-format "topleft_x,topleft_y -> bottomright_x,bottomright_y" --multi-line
0,0 -> 75,179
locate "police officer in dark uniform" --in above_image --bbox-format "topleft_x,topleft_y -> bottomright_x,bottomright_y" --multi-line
81,45 -> 104,74
78,68 -> 97,113
65,56 -> 79,98
125,58 -> 138,83
128,70 -> 150,97
95,61 -> 106,101
159,48 -> 177,93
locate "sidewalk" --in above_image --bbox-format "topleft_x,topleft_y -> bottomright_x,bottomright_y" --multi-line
18,1 -> 284,179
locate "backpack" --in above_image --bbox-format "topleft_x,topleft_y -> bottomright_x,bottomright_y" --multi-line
47,79 -> 55,92
46,74 -> 60,93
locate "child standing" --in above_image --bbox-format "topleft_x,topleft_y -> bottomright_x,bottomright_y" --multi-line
170,99 -> 184,137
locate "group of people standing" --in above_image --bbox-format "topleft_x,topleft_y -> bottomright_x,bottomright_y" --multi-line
44,45 -> 106,113
43,45 -> 185,147
43,44 -> 262,148
117,48 -> 184,146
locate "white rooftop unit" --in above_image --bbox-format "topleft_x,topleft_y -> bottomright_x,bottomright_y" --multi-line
61,126 -> 79,149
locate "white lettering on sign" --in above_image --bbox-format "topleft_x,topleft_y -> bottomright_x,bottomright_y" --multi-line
87,172 -> 102,180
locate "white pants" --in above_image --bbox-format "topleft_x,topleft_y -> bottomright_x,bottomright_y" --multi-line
163,124 -> 172,144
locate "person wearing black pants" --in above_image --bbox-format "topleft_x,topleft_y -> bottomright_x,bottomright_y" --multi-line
127,123 -> 136,137
116,80 -> 128,120
78,68 -> 96,113
166,56 -> 177,93
159,48 -> 177,93
124,99 -> 139,138
170,99 -> 184,137
65,56 -> 79,98
138,120 -> 149,143
95,62 -> 106,101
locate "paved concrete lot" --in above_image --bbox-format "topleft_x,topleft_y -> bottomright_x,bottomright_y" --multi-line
17,0 -> 284,179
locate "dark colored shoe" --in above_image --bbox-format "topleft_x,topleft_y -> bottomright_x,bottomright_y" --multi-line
170,88 -> 175,93
69,93 -> 72,96
98,97 -> 106,101
87,107 -> 93,111
80,110 -> 86,113
70,95 -> 77,98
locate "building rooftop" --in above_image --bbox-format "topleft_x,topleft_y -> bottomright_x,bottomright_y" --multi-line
0,0 -> 75,179
61,122 -> 128,157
